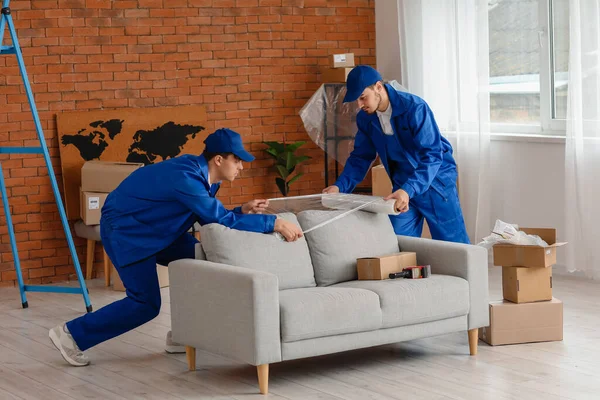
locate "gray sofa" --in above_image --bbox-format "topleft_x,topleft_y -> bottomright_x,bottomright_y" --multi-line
169,210 -> 489,395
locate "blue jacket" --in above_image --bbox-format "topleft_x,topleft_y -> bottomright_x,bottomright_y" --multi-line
100,154 -> 276,267
334,84 -> 458,199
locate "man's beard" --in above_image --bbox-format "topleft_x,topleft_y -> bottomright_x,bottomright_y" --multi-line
364,92 -> 382,114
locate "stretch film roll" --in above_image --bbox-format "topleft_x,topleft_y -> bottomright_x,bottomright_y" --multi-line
320,193 -> 400,215
265,193 -> 399,235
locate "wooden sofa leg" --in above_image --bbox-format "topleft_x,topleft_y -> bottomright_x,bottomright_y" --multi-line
103,248 -> 111,287
85,239 -> 95,280
257,364 -> 269,395
186,346 -> 196,371
468,328 -> 478,355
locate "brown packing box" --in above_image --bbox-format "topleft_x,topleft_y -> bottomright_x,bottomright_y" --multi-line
493,228 -> 567,268
321,67 -> 353,83
502,266 -> 552,303
81,161 -> 144,193
479,298 -> 563,346
371,164 -> 432,239
80,189 -> 108,226
357,252 -> 417,280
331,53 -> 355,68
371,164 -> 392,197
112,264 -> 169,292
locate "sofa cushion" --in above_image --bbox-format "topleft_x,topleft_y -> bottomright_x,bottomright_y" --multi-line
334,275 -> 469,328
297,210 -> 399,286
279,287 -> 382,342
194,242 -> 206,260
199,213 -> 316,290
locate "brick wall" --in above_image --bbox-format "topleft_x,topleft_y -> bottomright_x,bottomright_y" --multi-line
0,0 -> 375,286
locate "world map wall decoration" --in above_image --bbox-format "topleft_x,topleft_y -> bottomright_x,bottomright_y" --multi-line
57,105 -> 207,220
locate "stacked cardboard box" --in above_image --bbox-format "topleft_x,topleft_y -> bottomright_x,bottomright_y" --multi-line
80,161 -> 143,225
321,53 -> 355,83
480,228 -> 567,346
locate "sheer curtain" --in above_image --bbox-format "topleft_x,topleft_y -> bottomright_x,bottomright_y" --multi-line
377,0 -> 492,244
564,0 -> 600,279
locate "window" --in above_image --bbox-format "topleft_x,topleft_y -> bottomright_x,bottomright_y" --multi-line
488,0 -> 569,134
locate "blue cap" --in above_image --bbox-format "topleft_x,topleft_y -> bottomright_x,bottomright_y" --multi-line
203,128 -> 255,162
343,65 -> 383,103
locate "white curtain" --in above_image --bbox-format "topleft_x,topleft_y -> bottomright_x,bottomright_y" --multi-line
377,0 -> 492,244
564,0 -> 600,279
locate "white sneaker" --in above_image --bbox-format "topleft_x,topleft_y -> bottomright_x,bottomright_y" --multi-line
49,324 -> 90,367
165,330 -> 185,354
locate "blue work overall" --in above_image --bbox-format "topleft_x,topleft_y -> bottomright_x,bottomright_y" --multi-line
66,155 -> 276,350
334,84 -> 470,244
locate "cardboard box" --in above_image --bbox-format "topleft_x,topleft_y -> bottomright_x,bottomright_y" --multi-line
357,252 -> 417,280
502,266 -> 552,304
371,164 -> 392,197
81,161 -> 143,193
112,264 -> 169,292
321,67 -> 353,83
371,164 -> 432,239
493,228 -> 567,268
80,189 -> 108,225
331,53 -> 355,68
479,298 -> 563,345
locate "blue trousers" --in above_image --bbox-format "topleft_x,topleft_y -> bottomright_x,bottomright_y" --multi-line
67,232 -> 198,351
390,184 -> 470,244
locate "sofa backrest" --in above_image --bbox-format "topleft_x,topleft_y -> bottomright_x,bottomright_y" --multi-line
297,210 -> 400,286
199,213 -> 317,290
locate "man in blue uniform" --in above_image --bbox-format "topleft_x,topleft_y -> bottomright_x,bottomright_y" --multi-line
323,65 -> 469,244
49,128 -> 303,366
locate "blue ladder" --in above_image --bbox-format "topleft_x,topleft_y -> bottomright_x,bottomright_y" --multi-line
0,0 -> 92,312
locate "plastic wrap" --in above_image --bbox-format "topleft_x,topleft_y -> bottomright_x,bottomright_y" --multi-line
299,80 -> 408,166
263,193 -> 398,235
320,193 -> 398,215
477,219 -> 549,248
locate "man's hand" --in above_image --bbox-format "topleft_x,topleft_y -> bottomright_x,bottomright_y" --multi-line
322,185 -> 340,194
274,218 -> 303,242
241,199 -> 269,214
385,189 -> 410,213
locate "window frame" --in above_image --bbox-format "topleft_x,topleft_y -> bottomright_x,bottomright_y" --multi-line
489,0 -> 567,136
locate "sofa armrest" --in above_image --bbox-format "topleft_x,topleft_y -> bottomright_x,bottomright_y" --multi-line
168,259 -> 282,365
397,236 -> 489,330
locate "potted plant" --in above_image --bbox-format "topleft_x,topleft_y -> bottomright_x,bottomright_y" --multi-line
263,140 -> 311,196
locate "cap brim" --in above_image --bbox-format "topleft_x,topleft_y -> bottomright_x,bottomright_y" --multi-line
343,89 -> 360,103
234,149 -> 255,162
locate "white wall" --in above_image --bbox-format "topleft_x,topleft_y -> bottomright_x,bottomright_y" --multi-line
374,0 -> 402,82
489,138 -> 568,274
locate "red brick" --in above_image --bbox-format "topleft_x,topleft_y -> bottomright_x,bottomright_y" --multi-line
28,266 -> 55,278
0,0 -> 376,286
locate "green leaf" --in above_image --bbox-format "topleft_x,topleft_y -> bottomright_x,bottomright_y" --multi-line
286,152 -> 295,170
275,177 -> 288,196
263,141 -> 285,153
275,165 -> 289,179
264,148 -> 279,159
287,172 -> 304,186
295,155 -> 311,164
285,141 -> 306,153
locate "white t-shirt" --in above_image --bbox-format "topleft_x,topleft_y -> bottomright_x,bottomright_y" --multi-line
376,103 -> 393,135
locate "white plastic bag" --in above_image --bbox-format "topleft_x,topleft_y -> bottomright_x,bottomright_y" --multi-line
478,219 -> 549,248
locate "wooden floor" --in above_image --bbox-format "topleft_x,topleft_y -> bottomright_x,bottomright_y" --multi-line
0,268 -> 599,400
